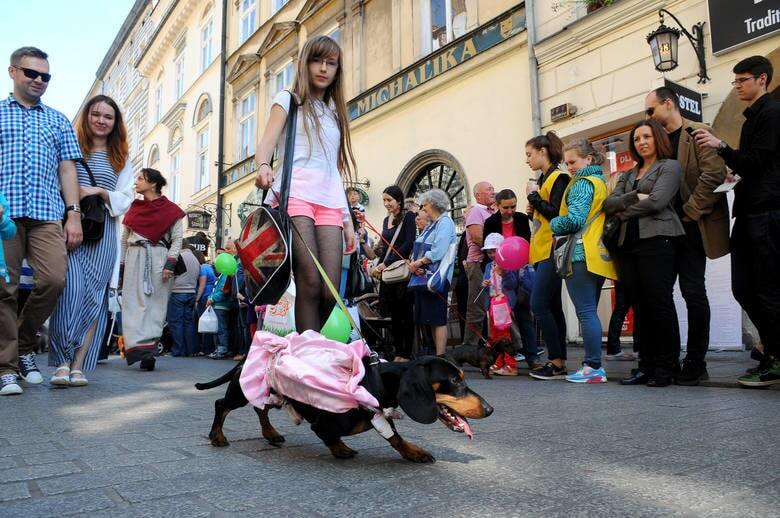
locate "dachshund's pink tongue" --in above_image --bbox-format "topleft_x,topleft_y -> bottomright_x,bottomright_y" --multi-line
460,418 -> 473,440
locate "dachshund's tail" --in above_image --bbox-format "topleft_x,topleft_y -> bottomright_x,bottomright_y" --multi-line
195,362 -> 242,390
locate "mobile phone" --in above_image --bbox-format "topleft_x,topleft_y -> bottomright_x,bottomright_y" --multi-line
685,127 -> 695,135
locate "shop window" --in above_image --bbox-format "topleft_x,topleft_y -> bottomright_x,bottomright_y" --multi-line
423,0 -> 468,54
406,162 -> 468,231
591,128 -> 635,191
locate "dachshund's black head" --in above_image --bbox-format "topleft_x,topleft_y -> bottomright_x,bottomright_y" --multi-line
397,356 -> 493,438
491,339 -> 516,357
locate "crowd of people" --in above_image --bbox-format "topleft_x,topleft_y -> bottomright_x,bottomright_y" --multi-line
0,38 -> 777,397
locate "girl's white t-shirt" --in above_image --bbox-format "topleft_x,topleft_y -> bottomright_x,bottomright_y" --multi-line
265,90 -> 348,219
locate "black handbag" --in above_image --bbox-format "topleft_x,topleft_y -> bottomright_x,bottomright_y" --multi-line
236,92 -> 298,306
602,216 -> 621,254
77,159 -> 106,242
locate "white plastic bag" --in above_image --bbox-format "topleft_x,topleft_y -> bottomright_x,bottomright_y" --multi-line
198,306 -> 219,334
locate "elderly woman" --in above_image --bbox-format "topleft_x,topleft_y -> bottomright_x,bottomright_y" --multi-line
408,188 -> 457,356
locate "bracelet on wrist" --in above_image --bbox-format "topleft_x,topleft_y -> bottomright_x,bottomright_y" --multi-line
259,162 -> 271,169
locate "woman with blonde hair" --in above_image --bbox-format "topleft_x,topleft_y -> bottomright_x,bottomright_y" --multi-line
48,95 -> 134,386
255,35 -> 358,332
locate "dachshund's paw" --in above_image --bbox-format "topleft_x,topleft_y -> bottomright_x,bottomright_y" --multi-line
209,431 -> 229,447
263,430 -> 286,445
329,441 -> 358,459
400,442 -> 436,463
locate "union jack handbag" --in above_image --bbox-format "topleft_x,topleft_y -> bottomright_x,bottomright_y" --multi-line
236,93 -> 299,306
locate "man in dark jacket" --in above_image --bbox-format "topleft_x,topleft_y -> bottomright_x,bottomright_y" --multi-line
645,86 -> 730,385
695,55 -> 780,387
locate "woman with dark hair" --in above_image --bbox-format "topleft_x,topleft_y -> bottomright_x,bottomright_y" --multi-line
524,132 -> 573,381
605,119 -> 684,387
364,185 -> 417,361
48,95 -> 135,387
120,168 -> 185,371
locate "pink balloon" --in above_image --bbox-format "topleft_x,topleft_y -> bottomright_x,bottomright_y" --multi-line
495,236 -> 529,271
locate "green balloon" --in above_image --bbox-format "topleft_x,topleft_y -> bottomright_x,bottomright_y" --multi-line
321,306 -> 352,343
214,252 -> 238,276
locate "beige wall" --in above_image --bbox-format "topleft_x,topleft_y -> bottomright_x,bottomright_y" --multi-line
535,0 -> 780,138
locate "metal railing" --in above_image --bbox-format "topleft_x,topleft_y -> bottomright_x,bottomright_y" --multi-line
221,155 -> 257,187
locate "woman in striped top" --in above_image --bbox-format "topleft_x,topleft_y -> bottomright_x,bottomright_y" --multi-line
48,95 -> 135,386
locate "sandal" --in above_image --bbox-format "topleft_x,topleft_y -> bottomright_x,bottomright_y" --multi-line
68,370 -> 88,387
50,366 -> 70,387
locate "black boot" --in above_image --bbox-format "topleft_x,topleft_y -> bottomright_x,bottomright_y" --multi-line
140,353 -> 156,371
676,360 -> 708,386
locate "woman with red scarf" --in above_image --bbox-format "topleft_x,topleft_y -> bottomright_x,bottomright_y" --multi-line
121,168 -> 184,370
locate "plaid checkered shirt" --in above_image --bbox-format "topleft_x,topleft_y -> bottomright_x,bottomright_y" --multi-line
0,94 -> 82,221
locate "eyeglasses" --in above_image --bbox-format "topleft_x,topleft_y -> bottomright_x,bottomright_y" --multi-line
12,66 -> 51,83
645,107 -> 655,116
731,76 -> 757,86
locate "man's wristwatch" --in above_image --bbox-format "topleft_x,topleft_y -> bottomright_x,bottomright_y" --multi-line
717,141 -> 728,154
65,204 -> 81,215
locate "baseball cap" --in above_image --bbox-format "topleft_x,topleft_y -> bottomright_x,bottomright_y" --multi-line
482,233 -> 504,251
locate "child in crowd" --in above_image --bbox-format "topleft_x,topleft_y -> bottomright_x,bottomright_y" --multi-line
481,233 -> 519,376
0,193 -> 17,283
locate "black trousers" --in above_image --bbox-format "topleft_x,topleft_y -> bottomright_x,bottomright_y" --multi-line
675,222 -> 710,366
618,237 -> 681,377
731,211 -> 780,358
606,281 -> 630,355
380,281 -> 414,359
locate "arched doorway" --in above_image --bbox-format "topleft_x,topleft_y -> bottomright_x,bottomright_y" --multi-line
397,150 -> 469,231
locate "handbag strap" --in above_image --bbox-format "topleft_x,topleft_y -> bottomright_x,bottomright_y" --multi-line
382,215 -> 405,263
79,158 -> 98,187
278,91 -> 299,215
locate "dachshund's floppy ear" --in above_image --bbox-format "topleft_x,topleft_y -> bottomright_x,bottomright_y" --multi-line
398,364 -> 438,424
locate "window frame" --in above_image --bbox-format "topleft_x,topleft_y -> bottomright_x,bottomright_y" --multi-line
237,90 -> 257,160
200,18 -> 213,73
196,125 -> 210,191
174,54 -> 185,99
154,83 -> 163,123
271,0 -> 289,16
170,149 -> 181,203
239,0 -> 257,45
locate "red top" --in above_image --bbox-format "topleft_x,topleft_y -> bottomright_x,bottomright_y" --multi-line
501,220 -> 515,238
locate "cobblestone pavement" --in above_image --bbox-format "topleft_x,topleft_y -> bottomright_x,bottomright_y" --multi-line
1,353 -> 778,517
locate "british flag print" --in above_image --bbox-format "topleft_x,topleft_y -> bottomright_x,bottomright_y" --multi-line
236,209 -> 288,295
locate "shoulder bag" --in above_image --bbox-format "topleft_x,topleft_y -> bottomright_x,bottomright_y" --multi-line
380,216 -> 411,284
553,210 -> 602,278
236,91 -> 298,305
76,158 -> 106,242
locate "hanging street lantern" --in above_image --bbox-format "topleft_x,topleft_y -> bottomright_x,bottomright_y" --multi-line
646,9 -> 710,84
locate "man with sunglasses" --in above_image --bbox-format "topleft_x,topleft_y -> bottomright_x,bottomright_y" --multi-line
643,87 -> 729,386
0,47 -> 83,395
694,55 -> 780,388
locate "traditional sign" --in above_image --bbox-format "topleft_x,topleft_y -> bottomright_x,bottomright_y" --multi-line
186,209 -> 212,230
183,235 -> 210,254
708,0 -> 780,55
664,79 -> 703,123
347,6 -> 526,120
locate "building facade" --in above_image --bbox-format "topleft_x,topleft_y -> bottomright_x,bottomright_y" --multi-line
219,0 -> 534,239
533,0 -> 780,346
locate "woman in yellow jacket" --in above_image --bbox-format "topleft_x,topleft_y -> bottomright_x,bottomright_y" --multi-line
525,132 -> 571,380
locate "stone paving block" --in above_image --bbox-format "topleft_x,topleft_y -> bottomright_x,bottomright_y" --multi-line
0,489 -> 115,516
0,461 -> 81,483
23,445 -> 126,466
37,465 -> 158,496
81,448 -> 189,470
0,441 -> 62,458
115,471 -> 243,503
0,481 -> 31,502
90,497 -> 214,518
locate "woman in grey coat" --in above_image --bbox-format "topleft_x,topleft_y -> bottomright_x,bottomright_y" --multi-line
605,119 -> 685,387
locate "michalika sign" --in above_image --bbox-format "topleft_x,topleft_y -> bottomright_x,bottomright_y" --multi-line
347,6 -> 526,120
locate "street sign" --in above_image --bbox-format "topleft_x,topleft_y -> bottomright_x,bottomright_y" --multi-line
708,0 -> 780,55
664,79 -> 703,123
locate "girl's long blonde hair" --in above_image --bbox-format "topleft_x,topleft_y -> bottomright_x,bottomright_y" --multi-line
290,35 -> 357,183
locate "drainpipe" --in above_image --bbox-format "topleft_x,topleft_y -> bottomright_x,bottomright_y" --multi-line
215,0 -> 229,248
526,0 -> 542,135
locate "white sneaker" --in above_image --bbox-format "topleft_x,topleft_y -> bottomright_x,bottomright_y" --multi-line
1,374 -> 23,395
18,353 -> 43,384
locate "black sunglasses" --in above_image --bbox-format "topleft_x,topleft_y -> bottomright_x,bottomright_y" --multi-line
13,66 -> 51,83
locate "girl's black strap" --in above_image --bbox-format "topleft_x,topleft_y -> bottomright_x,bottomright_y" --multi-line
79,158 -> 98,187
278,91 -> 299,215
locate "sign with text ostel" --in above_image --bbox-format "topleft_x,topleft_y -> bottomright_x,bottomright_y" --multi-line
664,79 -> 703,123
347,7 -> 526,120
708,0 -> 780,55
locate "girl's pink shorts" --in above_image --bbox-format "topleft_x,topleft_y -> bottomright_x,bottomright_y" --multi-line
287,197 -> 344,226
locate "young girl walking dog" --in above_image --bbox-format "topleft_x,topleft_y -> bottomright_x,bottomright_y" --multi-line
254,36 -> 358,333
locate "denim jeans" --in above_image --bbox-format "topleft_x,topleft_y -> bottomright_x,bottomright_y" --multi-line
167,293 -> 198,357
512,305 -> 538,363
214,308 -> 232,355
530,259 -> 567,361
564,262 -> 605,369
